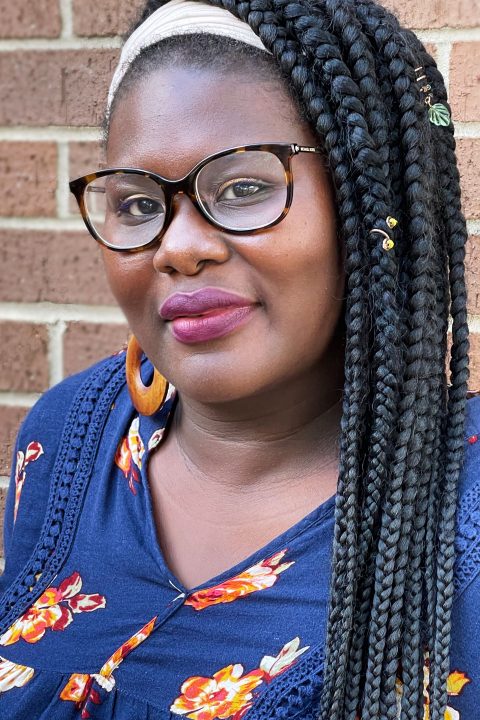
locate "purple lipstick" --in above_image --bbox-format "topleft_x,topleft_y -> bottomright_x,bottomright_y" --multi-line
159,288 -> 257,344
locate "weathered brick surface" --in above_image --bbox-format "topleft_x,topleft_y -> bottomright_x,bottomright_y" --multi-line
450,44 -> 480,123
384,0 -> 480,29
457,139 -> 480,221
0,50 -> 119,127
0,0 -> 61,38
0,143 -> 57,217
0,230 -> 118,306
466,236 -> 480,315
0,323 -> 49,393
73,0 -> 144,37
0,406 -> 29,476
63,321 -> 129,376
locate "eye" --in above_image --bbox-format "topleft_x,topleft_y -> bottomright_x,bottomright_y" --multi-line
216,178 -> 272,203
118,194 -> 164,217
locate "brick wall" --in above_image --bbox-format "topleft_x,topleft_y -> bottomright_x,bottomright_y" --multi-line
0,0 -> 479,569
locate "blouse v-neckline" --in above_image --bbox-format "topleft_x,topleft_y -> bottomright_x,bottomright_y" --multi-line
137,393 -> 337,596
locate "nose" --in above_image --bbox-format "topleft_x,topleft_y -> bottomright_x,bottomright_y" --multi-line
152,193 -> 231,275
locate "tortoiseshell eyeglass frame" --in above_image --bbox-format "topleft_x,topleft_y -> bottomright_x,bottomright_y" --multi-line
69,142 -> 323,252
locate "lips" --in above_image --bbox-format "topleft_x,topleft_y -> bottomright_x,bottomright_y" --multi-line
159,288 -> 258,344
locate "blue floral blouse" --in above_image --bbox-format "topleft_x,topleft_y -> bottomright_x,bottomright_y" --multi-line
0,352 -> 478,720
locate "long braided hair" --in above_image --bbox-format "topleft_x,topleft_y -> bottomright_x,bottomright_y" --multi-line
106,1 -> 470,717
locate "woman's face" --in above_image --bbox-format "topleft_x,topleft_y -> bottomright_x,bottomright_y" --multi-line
105,64 -> 345,404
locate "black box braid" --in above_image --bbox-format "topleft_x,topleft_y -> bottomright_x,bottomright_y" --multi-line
107,1 -> 470,718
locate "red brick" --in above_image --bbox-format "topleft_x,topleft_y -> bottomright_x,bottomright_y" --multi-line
0,50 -> 119,127
384,0 -> 480,29
0,323 -> 49,393
0,0 -> 61,38
63,322 -> 129,376
0,142 -> 56,217
456,139 -> 480,221
466,236 -> 480,315
470,332 -> 480,392
69,142 -> 105,214
0,406 -> 29,476
73,0 -> 144,37
0,230 -> 118,306
450,43 -> 480,123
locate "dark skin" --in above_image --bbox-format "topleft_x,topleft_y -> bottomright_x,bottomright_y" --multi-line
104,65 -> 345,589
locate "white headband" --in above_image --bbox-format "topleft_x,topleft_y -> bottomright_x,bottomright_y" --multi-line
107,0 -> 271,113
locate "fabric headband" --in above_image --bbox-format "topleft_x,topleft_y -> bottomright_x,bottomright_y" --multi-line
107,0 -> 271,113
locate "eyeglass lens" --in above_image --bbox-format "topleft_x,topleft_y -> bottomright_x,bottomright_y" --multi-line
83,150 -> 288,249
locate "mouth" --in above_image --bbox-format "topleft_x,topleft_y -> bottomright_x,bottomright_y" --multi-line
159,287 -> 258,344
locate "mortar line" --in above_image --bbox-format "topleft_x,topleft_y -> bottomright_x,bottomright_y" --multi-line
56,142 -> 70,219
0,393 -> 40,408
0,37 -> 121,51
0,218 -> 85,231
435,42 -> 452,93
0,303 -> 126,324
467,220 -> 480,235
59,0 -> 73,38
455,123 -> 480,137
417,28 -> 480,44
0,127 -> 101,141
0,477 -> 10,489
48,320 -> 66,387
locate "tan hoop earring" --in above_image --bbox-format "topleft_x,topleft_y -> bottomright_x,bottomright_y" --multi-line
125,335 -> 168,416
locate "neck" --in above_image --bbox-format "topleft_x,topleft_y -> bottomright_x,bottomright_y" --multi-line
172,365 -> 343,492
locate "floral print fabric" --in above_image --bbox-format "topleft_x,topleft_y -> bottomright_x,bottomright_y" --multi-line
0,572 -> 105,647
0,370 -> 477,720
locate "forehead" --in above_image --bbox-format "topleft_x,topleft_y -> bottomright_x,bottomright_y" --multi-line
107,65 -> 316,176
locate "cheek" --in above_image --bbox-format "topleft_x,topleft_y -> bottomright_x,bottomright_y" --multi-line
101,249 -> 154,319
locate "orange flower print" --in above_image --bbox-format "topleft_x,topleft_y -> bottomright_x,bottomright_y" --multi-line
171,664 -> 264,720
14,441 -> 44,522
60,616 -> 157,718
422,653 -> 470,720
0,571 -> 106,646
115,416 -> 145,494
0,656 -> 34,694
395,652 -> 470,720
171,637 -> 309,720
185,549 -> 294,611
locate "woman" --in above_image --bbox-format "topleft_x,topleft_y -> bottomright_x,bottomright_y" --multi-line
0,0 -> 478,718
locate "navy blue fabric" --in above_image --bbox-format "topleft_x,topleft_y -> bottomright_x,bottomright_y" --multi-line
0,352 -> 478,719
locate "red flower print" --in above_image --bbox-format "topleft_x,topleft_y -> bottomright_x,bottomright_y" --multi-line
185,549 -> 294,611
14,441 -> 44,522
114,416 -> 144,494
171,637 -> 310,719
0,571 -> 106,646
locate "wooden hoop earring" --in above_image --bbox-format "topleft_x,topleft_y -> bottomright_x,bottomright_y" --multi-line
126,335 -> 168,416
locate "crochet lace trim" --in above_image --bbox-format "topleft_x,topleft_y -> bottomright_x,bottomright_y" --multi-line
0,354 -> 126,634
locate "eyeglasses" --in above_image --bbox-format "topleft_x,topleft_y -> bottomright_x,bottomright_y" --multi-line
69,143 -> 322,252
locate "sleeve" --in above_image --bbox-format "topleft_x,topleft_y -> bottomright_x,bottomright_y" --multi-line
447,395 -> 480,718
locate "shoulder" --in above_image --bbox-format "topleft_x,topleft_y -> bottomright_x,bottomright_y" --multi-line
17,352 -> 126,443
1,352 -> 127,589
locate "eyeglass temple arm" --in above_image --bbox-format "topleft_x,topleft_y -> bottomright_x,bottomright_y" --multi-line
292,144 -> 323,154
